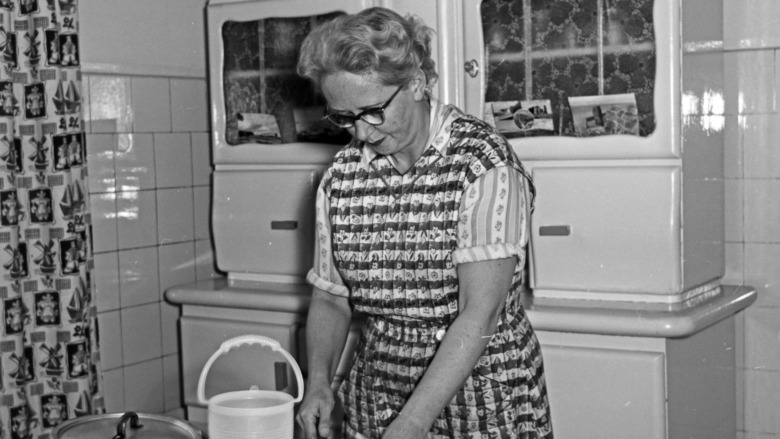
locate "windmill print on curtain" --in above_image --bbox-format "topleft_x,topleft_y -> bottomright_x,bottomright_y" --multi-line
0,0 -> 103,437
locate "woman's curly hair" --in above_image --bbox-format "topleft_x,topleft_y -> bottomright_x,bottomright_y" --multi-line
297,7 -> 438,93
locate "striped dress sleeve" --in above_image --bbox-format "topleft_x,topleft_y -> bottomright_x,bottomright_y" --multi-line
306,175 -> 349,297
452,165 -> 531,267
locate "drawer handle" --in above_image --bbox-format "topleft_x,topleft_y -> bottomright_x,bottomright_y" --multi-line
271,221 -> 298,230
539,225 -> 571,236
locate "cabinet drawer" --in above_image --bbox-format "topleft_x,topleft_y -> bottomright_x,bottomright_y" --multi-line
213,168 -> 320,280
531,166 -> 681,296
541,343 -> 666,439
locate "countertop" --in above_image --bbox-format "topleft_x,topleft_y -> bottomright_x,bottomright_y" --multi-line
166,279 -> 756,339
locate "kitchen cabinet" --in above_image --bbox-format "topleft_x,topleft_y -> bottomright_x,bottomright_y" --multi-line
538,315 -> 737,439
208,0 -> 727,301
447,0 -> 727,302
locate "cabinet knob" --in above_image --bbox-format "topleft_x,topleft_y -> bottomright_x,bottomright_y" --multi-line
464,59 -> 479,78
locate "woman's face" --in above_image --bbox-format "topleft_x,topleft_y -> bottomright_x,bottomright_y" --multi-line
321,71 -> 429,167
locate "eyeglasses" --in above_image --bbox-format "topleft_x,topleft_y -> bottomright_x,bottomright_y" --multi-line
323,84 -> 404,129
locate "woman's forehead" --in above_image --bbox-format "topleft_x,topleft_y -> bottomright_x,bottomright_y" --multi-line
321,72 -> 392,110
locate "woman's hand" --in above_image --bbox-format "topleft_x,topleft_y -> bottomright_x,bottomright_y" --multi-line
296,379 -> 336,439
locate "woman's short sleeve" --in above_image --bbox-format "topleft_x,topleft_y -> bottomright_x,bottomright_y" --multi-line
305,176 -> 349,297
452,166 -> 531,266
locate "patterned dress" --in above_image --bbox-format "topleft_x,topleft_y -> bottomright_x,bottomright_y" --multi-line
307,100 -> 553,438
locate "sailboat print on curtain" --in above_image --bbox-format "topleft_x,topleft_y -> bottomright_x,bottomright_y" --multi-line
0,1 -> 102,438
51,80 -> 79,115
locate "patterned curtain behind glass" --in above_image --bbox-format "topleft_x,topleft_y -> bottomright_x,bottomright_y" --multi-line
0,0 -> 102,437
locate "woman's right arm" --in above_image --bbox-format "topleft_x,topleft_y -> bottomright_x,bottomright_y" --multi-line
297,173 -> 352,438
297,287 -> 352,439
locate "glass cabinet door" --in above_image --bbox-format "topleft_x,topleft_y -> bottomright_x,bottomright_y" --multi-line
462,0 -> 681,160
221,13 -> 350,147
208,0 -> 371,165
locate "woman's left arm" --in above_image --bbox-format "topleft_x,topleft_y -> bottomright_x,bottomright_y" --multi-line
383,256 -> 517,439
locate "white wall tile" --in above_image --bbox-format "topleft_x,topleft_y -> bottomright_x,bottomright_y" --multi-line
159,242 -> 196,297
89,75 -> 134,133
724,0 -> 780,49
86,134 -> 116,194
160,300 -> 181,356
163,353 -> 182,411
724,114 -> 743,179
744,306 -> 780,372
776,51 -> 780,118
115,133 -> 156,191
80,0 -> 208,77
724,242 -> 745,286
154,133 -> 193,188
744,180 -> 780,243
121,303 -> 162,365
97,310 -> 122,370
724,50 -> 776,115
132,77 -> 172,133
682,52 -> 725,116
157,188 -> 194,245
117,190 -> 158,249
89,193 -> 118,254
165,408 -> 186,419
119,247 -> 160,308
101,368 -> 125,413
191,132 -> 212,186
171,79 -> 209,133
744,368 -> 780,435
195,239 -> 221,280
736,311 -> 746,436
123,358 -> 164,413
743,114 -> 780,179
94,251 -> 120,312
193,186 -> 211,240
82,76 -> 92,133
744,243 -> 780,308
743,432 -> 780,439
725,179 -> 744,242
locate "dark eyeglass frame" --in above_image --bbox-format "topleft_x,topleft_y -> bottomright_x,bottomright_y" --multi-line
323,84 -> 405,129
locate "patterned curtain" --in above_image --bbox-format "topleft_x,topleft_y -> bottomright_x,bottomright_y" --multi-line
0,0 -> 102,438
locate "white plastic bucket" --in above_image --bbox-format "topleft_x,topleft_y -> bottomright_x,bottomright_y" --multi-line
197,335 -> 304,439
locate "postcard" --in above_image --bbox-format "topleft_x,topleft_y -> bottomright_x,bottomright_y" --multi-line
485,100 -> 554,137
568,93 -> 639,137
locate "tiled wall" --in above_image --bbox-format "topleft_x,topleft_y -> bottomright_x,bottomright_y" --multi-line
84,74 -> 219,417
723,0 -> 780,437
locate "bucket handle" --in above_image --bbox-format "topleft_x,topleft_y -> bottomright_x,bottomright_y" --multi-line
196,334 -> 304,405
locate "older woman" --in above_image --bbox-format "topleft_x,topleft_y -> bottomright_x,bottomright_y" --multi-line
296,7 -> 552,439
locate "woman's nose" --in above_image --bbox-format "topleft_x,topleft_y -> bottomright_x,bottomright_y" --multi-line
352,119 -> 374,141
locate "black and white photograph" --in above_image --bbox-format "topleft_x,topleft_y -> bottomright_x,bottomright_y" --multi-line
484,99 -> 554,137
568,93 -> 639,137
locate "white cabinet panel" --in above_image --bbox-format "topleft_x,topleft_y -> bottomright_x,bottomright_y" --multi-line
531,166 -> 681,296
180,315 -> 300,409
542,344 -> 666,439
213,168 -> 320,281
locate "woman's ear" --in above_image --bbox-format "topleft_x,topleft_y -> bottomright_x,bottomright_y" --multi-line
412,71 -> 427,101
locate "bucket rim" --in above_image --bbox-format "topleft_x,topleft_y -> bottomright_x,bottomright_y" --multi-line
208,389 -> 294,416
